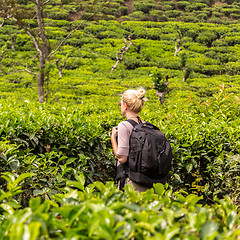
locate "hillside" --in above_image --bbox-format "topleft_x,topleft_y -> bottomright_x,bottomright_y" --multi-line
0,20 -> 240,102
43,0 -> 240,24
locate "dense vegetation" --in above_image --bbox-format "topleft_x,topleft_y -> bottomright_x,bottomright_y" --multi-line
21,0 -> 240,24
0,0 -> 240,239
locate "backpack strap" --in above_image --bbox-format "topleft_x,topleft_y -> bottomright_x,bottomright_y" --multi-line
115,162 -> 128,191
126,119 -> 138,127
116,117 -> 142,191
126,116 -> 142,126
137,116 -> 142,123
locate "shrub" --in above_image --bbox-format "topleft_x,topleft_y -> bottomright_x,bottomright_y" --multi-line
196,31 -> 219,47
128,11 -> 146,21
122,55 -> 144,69
182,14 -> 199,23
45,7 -> 70,20
196,13 -> 208,21
230,13 -> 240,19
48,19 -> 71,28
165,10 -> 181,18
163,2 -> 176,11
157,14 -> 169,22
207,17 -> 223,24
225,61 -> 240,75
133,0 -> 156,13
117,6 -> 128,16
186,3 -> 208,11
222,8 -> 240,17
225,36 -> 240,46
14,34 -> 34,51
177,1 -> 190,10
159,56 -> 182,70
150,69 -> 167,92
149,10 -> 165,21
0,178 -> 239,239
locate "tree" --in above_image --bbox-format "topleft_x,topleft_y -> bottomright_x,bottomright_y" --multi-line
110,35 -> 132,73
0,0 -> 16,27
151,70 -> 170,104
174,28 -> 183,56
0,0 -> 100,103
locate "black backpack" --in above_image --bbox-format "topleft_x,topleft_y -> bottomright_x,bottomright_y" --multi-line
125,118 -> 172,187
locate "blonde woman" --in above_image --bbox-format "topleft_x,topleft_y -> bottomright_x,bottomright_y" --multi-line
111,87 -> 151,192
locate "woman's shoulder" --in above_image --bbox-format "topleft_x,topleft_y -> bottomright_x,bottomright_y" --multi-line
118,120 -> 134,130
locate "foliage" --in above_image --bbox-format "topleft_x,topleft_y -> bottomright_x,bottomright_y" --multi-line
0,20 -> 240,203
2,0 -> 240,24
0,100 -> 119,201
0,4 -> 240,238
0,174 -> 239,239
150,69 -> 167,92
167,86 -> 240,203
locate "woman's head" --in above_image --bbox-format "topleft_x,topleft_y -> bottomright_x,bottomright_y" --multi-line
121,87 -> 147,113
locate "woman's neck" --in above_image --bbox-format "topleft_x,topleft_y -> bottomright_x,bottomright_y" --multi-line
126,112 -> 138,119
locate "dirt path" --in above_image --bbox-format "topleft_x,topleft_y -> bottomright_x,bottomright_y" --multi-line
69,10 -> 84,21
124,0 -> 134,13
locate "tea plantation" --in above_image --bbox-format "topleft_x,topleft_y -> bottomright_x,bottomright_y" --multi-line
0,0 -> 240,239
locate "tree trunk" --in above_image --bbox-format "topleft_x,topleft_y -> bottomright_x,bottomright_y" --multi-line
182,66 -> 186,81
55,59 -> 64,78
38,55 -> 45,103
59,69 -> 63,78
36,0 -> 49,103
156,89 -> 166,104
11,35 -> 17,51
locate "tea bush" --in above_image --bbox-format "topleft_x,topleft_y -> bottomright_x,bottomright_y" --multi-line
3,0 -> 240,24
0,84 -> 239,205
0,174 -> 239,239
0,100 -> 118,190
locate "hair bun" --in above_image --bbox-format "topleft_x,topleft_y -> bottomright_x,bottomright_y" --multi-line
136,87 -> 146,99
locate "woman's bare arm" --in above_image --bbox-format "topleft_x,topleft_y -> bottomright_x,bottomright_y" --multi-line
111,127 -> 128,164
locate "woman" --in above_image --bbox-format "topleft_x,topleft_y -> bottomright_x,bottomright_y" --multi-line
111,87 -> 151,192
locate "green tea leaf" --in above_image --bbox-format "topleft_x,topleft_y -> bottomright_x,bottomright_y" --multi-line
200,221 -> 219,240
154,183 -> 165,196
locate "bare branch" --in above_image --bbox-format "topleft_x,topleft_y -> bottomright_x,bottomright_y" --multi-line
48,24 -> 82,58
0,13 -> 13,27
11,17 -> 42,55
48,11 -> 96,58
62,56 -> 69,67
110,36 -> 132,73
0,18 -> 6,27
43,0 -> 50,5
24,64 -> 38,75
0,66 -> 37,77
26,30 -> 42,55
55,55 -> 69,77
174,38 -> 181,56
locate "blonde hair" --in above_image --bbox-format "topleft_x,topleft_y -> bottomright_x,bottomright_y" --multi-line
122,87 -> 147,113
